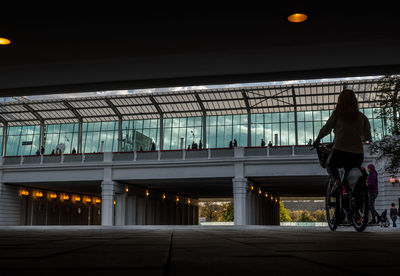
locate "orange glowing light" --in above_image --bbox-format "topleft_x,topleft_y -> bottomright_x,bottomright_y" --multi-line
288,13 -> 308,23
34,191 -> 43,198
72,195 -> 81,203
0,37 -> 11,45
61,194 -> 70,201
83,196 -> 92,203
19,189 -> 29,196
48,192 -> 57,199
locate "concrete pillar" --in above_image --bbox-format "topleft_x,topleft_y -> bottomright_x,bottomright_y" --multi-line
126,195 -> 137,225
101,181 -> 116,226
176,202 -> 183,225
136,197 -> 146,225
146,199 -> 152,225
169,201 -> 176,225
181,203 -> 187,225
233,177 -> 248,225
161,200 -> 168,225
115,193 -> 126,226
193,205 -> 199,225
188,205 -> 193,225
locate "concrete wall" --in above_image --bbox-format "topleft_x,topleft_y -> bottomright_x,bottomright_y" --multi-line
0,183 -> 21,226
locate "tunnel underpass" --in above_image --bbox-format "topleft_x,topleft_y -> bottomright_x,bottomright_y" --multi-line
6,174 -> 327,226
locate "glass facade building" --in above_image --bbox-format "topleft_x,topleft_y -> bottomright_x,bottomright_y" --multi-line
0,78 -> 391,156
0,107 -> 388,156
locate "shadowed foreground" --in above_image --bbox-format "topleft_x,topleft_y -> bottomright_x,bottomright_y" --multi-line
0,225 -> 399,275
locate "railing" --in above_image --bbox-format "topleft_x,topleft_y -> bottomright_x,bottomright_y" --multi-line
0,144 -> 373,166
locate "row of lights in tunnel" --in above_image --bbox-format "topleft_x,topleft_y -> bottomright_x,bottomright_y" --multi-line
19,188 -> 101,204
250,184 -> 280,203
19,185 -> 279,205
0,13 -> 308,46
133,187 -> 196,205
18,186 -> 198,206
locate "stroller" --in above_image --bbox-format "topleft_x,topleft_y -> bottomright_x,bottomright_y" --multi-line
378,210 -> 390,228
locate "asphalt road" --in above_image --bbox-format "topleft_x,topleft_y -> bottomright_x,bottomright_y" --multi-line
0,225 -> 399,275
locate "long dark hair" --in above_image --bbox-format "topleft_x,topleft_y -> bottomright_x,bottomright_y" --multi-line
335,89 -> 359,120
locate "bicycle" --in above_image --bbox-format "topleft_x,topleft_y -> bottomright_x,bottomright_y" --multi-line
313,143 -> 369,232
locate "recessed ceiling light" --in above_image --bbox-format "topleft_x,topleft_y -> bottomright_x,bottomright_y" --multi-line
0,37 -> 11,45
288,13 -> 308,23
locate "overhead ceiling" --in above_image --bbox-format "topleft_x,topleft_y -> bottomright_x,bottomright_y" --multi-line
1,8 -> 399,96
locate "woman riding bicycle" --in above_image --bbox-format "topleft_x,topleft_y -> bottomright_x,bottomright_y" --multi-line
313,89 -> 372,193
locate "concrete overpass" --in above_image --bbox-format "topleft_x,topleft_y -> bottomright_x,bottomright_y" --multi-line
0,145 -> 376,226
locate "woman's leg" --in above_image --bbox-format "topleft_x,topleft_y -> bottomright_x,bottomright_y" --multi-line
369,192 -> 378,223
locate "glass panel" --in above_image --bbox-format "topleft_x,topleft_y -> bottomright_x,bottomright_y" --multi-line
281,123 -> 289,145
143,119 -> 150,129
239,125 -> 247,146
207,125 -> 216,148
280,112 -> 289,123
209,116 -> 217,126
272,113 -> 279,123
271,123 -> 279,146
298,122 -> 305,145
164,118 -> 172,128
305,111 -> 313,121
187,117 -> 194,127
241,114 -> 248,125
321,110 -> 330,121
264,113 -> 271,123
297,111 -> 305,122
288,112 -> 295,122
218,116 -> 225,126
305,122 -> 313,143
289,123 -> 296,145
312,111 -> 321,121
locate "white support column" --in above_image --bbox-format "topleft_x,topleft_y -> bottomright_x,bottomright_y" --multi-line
101,181 -> 116,226
233,177 -> 248,225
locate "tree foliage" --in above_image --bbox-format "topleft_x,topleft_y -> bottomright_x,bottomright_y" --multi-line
375,75 -> 400,135
279,202 -> 292,222
199,201 -> 234,222
286,209 -> 326,222
370,75 -> 400,175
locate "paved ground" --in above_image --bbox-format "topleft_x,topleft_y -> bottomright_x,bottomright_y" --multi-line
0,225 -> 399,275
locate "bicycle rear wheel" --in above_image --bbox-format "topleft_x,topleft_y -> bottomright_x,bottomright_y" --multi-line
325,177 -> 339,231
351,180 -> 369,232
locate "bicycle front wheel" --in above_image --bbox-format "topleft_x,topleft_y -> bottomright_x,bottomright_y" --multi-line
351,179 -> 369,232
325,177 -> 339,231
